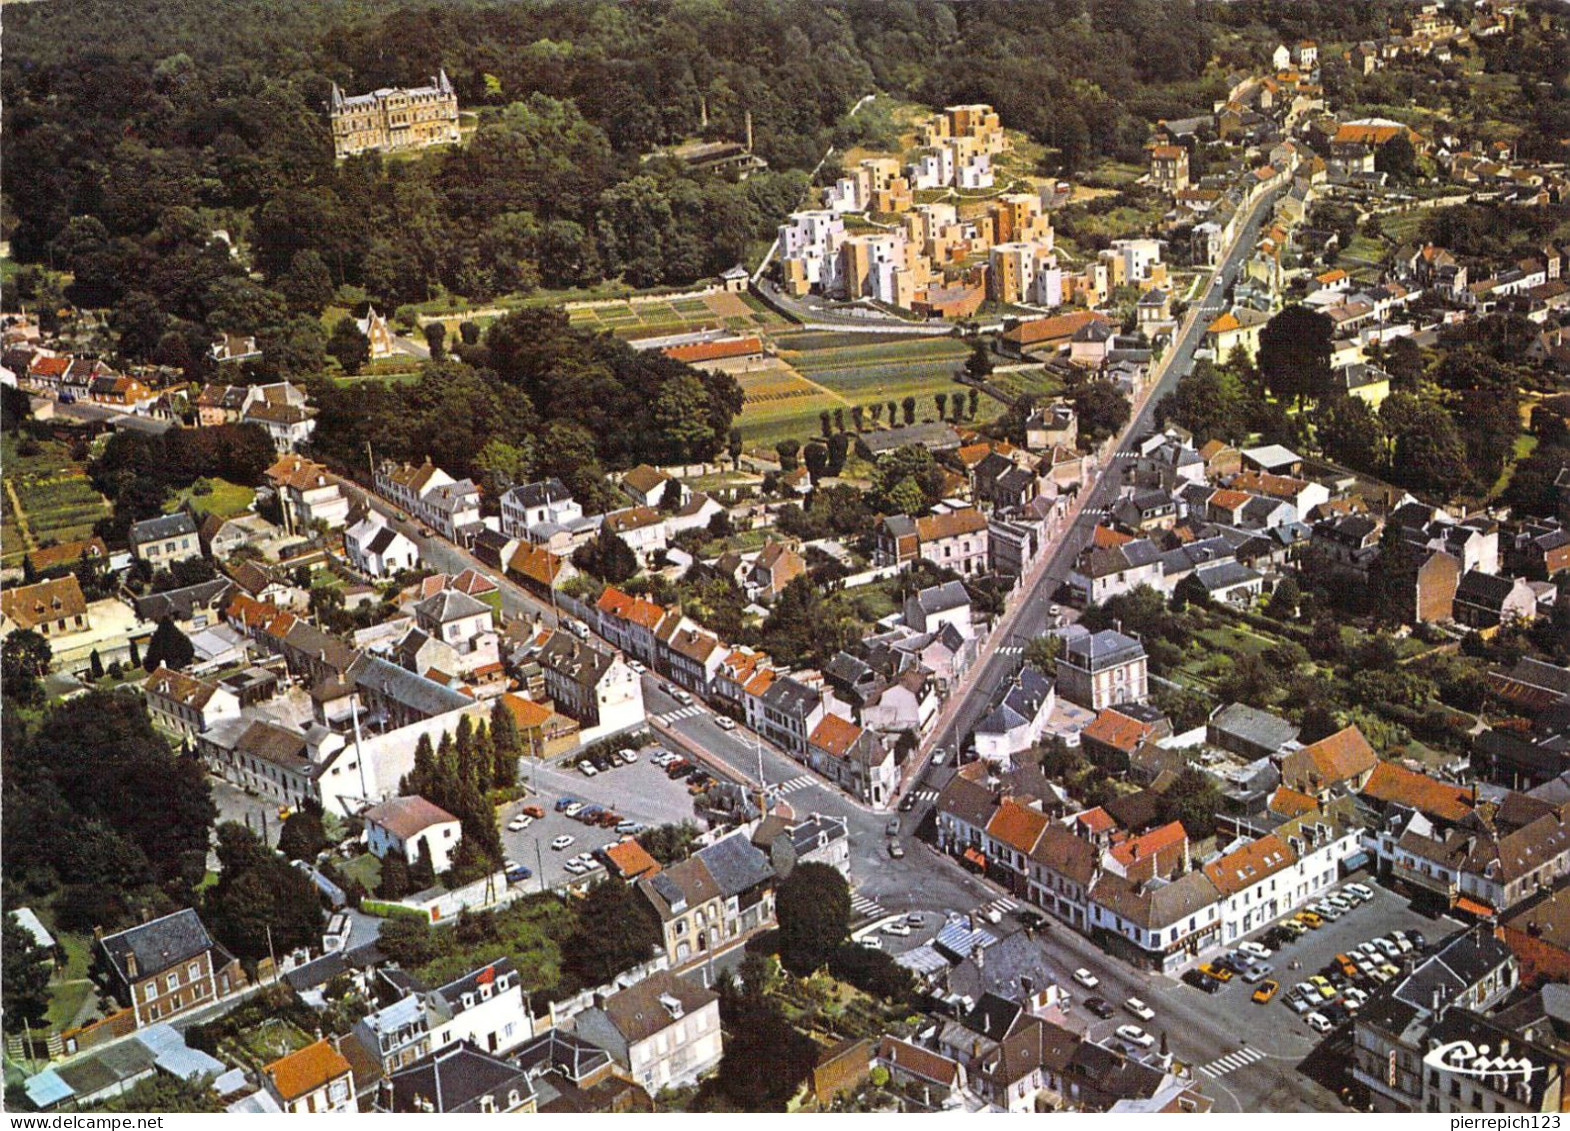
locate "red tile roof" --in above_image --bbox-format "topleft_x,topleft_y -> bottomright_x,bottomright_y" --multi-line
1359,760 -> 1475,823
986,798 -> 1050,855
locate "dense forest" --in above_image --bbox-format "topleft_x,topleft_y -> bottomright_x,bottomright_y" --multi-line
1,0 -> 1243,330
1,0 -> 1431,489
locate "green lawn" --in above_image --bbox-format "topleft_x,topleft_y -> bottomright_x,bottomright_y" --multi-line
166,478 -> 255,520
45,981 -> 92,1031
340,852 -> 382,893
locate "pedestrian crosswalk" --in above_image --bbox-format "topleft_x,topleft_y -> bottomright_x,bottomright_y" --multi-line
850,892 -> 886,921
998,645 -> 1024,656
1083,505 -> 1110,518
774,774 -> 816,795
656,704 -> 705,724
1197,1047 -> 1264,1079
910,788 -> 940,803
977,895 -> 1018,919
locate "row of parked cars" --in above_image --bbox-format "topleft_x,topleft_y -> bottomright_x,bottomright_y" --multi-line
1181,882 -> 1379,996
1283,926 -> 1427,1033
651,748 -> 715,792
579,747 -> 640,776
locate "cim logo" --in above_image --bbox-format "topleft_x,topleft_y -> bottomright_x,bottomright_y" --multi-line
1422,1039 -> 1541,1083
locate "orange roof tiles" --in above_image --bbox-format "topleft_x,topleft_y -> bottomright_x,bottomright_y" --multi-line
603,838 -> 662,881
1082,708 -> 1159,754
917,508 -> 987,542
1359,760 -> 1475,823
810,713 -> 864,759
1109,820 -> 1186,871
661,336 -> 763,364
1091,524 -> 1135,549
264,1039 -> 351,1102
1207,489 -> 1252,511
986,798 -> 1050,855
1294,724 -> 1377,786
1268,786 -> 1321,818
1203,834 -> 1295,896
500,692 -> 553,730
1002,310 -> 1111,348
1075,806 -> 1117,834
510,543 -> 568,587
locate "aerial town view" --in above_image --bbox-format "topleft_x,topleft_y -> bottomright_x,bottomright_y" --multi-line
3,0 -> 1570,1117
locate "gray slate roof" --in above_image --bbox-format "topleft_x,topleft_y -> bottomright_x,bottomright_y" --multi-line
100,909 -> 220,986
129,512 -> 198,544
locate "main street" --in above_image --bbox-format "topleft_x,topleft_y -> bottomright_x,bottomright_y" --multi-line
642,681 -> 999,922
921,177 -> 1290,786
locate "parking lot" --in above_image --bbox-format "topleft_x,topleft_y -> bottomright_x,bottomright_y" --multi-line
499,740 -> 711,892
1159,877 -> 1462,1058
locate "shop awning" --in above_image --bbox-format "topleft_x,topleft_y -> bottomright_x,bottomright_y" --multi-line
1339,851 -> 1371,874
1454,896 -> 1495,918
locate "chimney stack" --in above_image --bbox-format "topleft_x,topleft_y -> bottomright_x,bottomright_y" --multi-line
745,110 -> 754,153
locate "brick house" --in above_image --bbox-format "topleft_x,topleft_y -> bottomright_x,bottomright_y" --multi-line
95,909 -> 245,1028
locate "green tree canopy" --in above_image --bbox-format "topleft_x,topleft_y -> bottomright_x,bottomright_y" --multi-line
775,861 -> 851,975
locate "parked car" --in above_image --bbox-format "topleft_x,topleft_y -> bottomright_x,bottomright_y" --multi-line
1073,969 -> 1100,989
899,794 -> 917,812
716,716 -> 737,731
507,815 -> 532,832
1017,910 -> 1047,930
886,817 -> 901,836
887,840 -> 905,859
1116,1025 -> 1155,1049
1084,997 -> 1115,1019
629,660 -> 646,674
1238,941 -> 1272,960
859,936 -> 882,950
505,864 -> 532,883
1184,969 -> 1224,994
1252,980 -> 1279,1004
618,748 -> 639,764
882,921 -> 911,937
1124,997 -> 1155,1021
522,805 -> 545,819
1243,964 -> 1274,984
1345,882 -> 1375,901
1197,963 -> 1233,983
1305,1012 -> 1333,1034
551,835 -> 575,850
554,797 -> 578,812
563,802 -> 585,817
579,761 -> 599,777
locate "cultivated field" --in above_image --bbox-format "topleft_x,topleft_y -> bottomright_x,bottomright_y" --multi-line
567,289 -> 785,341
736,333 -> 974,445
1,436 -> 111,569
